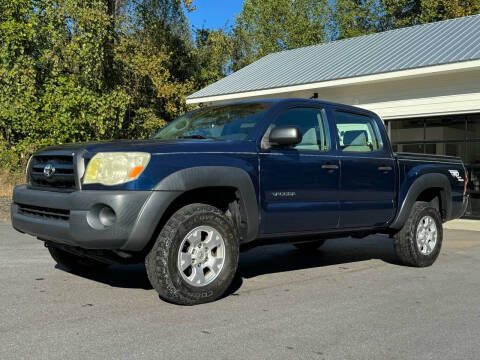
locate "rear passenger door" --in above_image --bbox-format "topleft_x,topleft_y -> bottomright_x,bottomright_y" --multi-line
332,109 -> 396,228
260,106 -> 340,234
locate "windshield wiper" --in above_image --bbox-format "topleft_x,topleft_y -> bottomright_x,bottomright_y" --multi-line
178,135 -> 216,140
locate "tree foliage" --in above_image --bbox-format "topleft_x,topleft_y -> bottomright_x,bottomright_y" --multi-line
382,0 -> 480,28
331,0 -> 480,40
0,0 -> 200,171
332,0 -> 387,39
1,0 -> 480,175
231,0 -> 330,71
194,28 -> 234,89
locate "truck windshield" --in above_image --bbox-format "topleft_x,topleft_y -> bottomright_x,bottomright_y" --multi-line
152,103 -> 270,141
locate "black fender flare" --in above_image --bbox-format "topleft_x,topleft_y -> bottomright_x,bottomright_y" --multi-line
154,166 -> 259,242
390,173 -> 452,230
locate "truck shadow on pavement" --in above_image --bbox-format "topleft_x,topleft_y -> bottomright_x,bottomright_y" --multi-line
55,234 -> 399,297
55,263 -> 154,289
238,235 -> 398,279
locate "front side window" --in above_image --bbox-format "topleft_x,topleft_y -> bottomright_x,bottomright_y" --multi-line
334,111 -> 382,152
153,103 -> 271,141
270,107 -> 329,151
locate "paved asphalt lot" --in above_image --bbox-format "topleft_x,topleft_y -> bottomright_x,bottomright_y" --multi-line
1,221 -> 480,360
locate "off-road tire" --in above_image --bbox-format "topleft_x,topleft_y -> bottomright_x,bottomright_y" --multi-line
145,203 -> 239,305
48,247 -> 109,273
393,201 -> 443,267
293,239 -> 326,252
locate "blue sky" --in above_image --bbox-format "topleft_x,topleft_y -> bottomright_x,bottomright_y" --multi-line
186,0 -> 244,30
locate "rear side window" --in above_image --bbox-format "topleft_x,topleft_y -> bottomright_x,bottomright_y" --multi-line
271,107 -> 329,151
334,111 -> 382,152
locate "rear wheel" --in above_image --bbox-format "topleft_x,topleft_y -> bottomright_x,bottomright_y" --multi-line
293,239 -> 326,252
393,201 -> 443,267
48,246 -> 109,273
145,203 -> 239,305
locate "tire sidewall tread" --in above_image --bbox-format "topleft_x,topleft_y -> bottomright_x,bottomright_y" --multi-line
394,201 -> 443,267
146,203 -> 239,305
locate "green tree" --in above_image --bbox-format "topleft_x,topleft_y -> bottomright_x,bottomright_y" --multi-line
232,0 -> 330,71
114,0 -> 197,138
0,0 -> 199,173
194,28 -> 234,89
382,0 -> 480,28
0,0 -> 39,164
332,0 -> 387,39
3,0 -> 479,178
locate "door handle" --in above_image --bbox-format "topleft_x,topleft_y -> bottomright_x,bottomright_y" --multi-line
378,166 -> 392,171
322,164 -> 339,170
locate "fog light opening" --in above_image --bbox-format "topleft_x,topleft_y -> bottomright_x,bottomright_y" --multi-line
99,206 -> 116,227
87,204 -> 117,230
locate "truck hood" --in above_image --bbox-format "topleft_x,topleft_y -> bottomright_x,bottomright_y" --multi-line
38,138 -> 256,155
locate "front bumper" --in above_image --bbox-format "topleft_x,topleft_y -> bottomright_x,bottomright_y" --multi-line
11,185 -> 180,251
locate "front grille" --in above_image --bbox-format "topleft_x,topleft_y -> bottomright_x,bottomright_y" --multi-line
29,154 -> 76,191
17,203 -> 70,221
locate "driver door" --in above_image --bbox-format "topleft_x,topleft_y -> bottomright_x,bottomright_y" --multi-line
259,106 -> 340,234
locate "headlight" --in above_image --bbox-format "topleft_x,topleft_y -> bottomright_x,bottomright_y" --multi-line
83,152 -> 151,186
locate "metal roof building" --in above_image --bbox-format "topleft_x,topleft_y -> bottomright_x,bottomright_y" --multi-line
187,14 -> 480,114
187,15 -> 480,218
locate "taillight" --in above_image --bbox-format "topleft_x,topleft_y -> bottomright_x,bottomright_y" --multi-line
464,173 -> 468,196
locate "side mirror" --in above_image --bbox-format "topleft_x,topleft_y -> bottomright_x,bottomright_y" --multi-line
269,126 -> 302,147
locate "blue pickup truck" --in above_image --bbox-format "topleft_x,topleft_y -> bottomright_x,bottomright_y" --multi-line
12,98 -> 469,305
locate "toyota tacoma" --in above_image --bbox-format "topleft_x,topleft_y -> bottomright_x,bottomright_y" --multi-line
12,98 -> 469,305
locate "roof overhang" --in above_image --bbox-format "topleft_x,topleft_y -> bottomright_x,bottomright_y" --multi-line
186,59 -> 480,105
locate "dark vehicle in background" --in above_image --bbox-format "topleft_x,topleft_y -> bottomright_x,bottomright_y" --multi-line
11,99 -> 469,305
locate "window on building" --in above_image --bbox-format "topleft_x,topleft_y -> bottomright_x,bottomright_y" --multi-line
467,114 -> 480,140
385,113 -> 480,218
424,142 -> 465,157
390,118 -> 424,143
425,117 -> 465,141
394,143 -> 425,153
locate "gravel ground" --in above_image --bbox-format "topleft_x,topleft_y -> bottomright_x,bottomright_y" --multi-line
0,196 -> 11,222
1,222 -> 480,360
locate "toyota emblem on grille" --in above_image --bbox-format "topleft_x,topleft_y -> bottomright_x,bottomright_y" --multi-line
43,163 -> 56,178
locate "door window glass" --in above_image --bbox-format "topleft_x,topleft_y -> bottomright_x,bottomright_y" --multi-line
334,111 -> 382,152
272,108 -> 329,151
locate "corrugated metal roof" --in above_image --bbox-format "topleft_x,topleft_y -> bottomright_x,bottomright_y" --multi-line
187,15 -> 480,100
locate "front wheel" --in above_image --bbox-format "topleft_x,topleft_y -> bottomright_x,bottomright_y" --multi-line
145,203 -> 239,305
393,201 -> 443,267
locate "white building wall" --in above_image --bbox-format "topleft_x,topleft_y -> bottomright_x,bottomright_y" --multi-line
200,66 -> 480,121
286,68 -> 480,120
